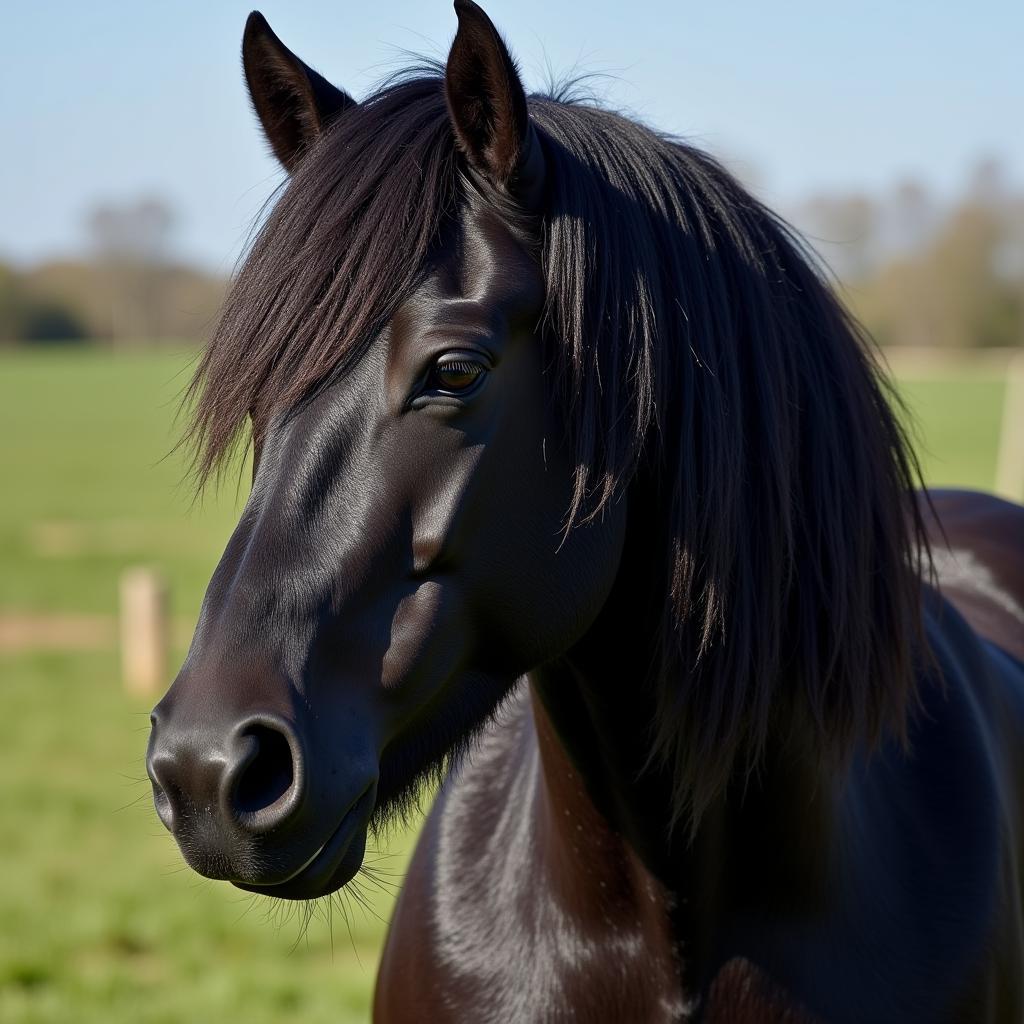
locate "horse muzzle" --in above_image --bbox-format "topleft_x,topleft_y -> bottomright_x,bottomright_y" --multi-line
147,696 -> 377,898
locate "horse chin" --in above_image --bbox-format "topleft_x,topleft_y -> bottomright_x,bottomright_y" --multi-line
233,786 -> 375,901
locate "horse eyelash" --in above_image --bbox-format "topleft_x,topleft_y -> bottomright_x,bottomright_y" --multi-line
436,358 -> 484,375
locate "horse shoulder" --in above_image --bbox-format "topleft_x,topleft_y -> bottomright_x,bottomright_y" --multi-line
704,959 -> 821,1023
926,489 -> 1024,662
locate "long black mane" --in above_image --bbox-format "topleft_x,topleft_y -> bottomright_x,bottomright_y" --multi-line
187,70 -> 926,826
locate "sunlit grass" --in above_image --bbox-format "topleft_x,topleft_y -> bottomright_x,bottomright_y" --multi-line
894,367 -> 1005,490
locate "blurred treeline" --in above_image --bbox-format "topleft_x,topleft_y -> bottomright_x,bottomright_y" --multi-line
0,198 -> 224,346
794,159 -> 1024,349
2,161 -> 1022,349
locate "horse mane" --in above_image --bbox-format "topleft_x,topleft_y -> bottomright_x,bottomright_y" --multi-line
187,70 -> 927,829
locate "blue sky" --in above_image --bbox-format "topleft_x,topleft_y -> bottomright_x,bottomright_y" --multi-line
3,0 -> 1021,269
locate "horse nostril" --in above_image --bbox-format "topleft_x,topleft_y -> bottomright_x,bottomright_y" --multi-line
147,711 -> 305,839
228,720 -> 302,829
147,757 -> 178,832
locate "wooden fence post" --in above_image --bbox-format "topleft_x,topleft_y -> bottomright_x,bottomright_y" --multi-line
120,567 -> 168,697
995,351 -> 1024,502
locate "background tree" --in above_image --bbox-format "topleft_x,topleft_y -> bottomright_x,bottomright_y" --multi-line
87,197 -> 176,346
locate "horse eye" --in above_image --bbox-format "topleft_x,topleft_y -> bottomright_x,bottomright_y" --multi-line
429,355 -> 487,394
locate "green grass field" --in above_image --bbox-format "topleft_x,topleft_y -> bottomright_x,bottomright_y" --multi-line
0,349 -> 1010,1022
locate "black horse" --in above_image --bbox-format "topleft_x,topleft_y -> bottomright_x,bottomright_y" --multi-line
147,3 -> 1024,1020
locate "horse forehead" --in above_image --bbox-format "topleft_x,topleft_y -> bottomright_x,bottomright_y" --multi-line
396,205 -> 543,338
392,286 -> 507,344
458,202 -> 542,305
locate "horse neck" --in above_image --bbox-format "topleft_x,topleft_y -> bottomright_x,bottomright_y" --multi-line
525,679 -> 689,1012
529,540 -> 837,983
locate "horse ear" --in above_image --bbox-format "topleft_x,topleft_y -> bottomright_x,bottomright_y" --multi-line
242,11 -> 356,172
445,0 -> 545,209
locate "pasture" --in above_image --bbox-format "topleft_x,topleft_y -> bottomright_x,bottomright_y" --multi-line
0,348 -> 1010,1022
